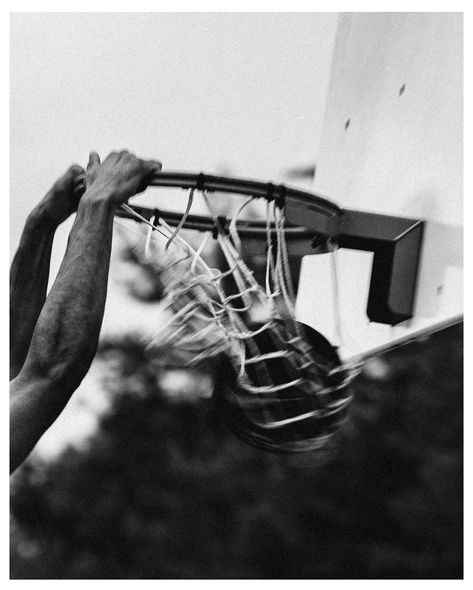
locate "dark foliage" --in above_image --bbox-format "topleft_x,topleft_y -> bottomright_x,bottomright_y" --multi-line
10,324 -> 463,579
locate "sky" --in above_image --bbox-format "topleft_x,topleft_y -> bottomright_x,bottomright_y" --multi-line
10,12 -> 337,252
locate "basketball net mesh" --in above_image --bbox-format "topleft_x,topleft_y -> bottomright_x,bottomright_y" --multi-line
120,189 -> 362,453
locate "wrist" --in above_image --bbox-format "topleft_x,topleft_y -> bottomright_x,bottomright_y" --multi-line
78,188 -> 118,218
80,186 -> 118,210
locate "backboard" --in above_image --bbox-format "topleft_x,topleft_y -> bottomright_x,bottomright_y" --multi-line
295,13 -> 463,359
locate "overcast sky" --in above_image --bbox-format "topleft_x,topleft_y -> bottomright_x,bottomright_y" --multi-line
11,12 -> 337,258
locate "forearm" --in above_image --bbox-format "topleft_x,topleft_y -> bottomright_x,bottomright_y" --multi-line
9,151 -> 160,472
10,207 -> 57,379
10,192 -> 116,471
24,192 -> 115,386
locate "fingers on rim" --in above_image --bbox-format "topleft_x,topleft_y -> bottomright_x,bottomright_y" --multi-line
143,159 -> 162,173
88,150 -> 161,175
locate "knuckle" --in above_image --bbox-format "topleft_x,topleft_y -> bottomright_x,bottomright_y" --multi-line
69,164 -> 83,175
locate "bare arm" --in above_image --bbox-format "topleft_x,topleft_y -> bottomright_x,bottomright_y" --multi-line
10,166 -> 84,380
10,151 -> 161,473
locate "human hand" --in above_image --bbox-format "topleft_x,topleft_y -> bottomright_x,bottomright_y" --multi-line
84,151 -> 162,207
36,165 -> 86,226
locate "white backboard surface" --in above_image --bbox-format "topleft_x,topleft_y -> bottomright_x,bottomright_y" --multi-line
296,13 -> 463,359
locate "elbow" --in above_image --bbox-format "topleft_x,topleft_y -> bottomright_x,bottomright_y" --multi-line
9,349 -> 96,474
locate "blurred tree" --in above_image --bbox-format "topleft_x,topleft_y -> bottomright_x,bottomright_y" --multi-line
10,323 -> 462,579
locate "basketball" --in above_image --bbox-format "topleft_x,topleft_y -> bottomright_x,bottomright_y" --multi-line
213,321 -> 354,453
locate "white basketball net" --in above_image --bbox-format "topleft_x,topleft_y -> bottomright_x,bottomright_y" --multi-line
119,188 -> 362,451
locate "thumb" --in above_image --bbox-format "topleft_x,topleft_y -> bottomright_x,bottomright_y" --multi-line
136,161 -> 162,195
136,160 -> 162,194
87,151 -> 101,171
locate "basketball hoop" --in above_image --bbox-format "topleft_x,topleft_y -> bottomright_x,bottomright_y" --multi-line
96,171 -> 362,454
